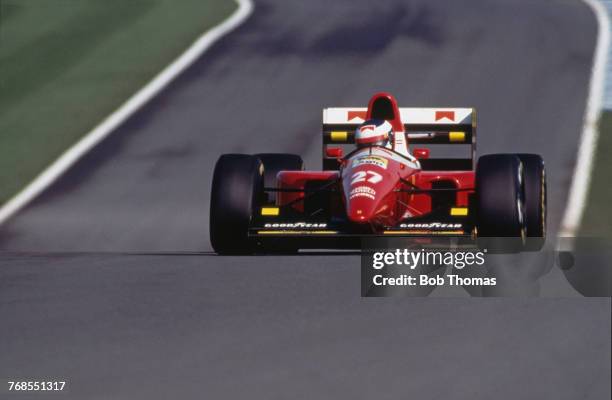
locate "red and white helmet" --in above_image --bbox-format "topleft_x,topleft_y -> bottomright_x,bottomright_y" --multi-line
355,119 -> 392,148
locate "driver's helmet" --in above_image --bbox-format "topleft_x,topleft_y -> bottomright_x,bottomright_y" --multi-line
355,119 -> 392,148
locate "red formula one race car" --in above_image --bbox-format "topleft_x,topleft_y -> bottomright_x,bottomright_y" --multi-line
210,93 -> 546,254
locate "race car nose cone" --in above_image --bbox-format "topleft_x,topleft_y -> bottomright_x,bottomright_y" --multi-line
347,201 -> 376,223
352,211 -> 366,221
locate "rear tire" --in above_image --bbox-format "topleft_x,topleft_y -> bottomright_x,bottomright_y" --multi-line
515,154 -> 546,251
476,154 -> 526,252
210,154 -> 263,255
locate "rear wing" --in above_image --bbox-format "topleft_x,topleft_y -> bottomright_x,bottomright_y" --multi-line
322,107 -> 476,171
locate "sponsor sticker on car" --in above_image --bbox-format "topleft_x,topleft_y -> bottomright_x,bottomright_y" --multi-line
350,186 -> 376,200
399,222 -> 462,229
264,222 -> 328,229
352,156 -> 388,169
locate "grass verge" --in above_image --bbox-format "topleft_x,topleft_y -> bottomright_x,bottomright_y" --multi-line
0,0 -> 235,203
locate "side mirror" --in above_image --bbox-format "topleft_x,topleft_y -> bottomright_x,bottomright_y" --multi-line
326,147 -> 343,158
413,148 -> 430,159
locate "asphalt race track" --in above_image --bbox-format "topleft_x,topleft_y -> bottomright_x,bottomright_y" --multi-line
1,1 -> 610,399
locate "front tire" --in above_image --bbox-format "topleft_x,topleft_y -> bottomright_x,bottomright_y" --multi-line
210,154 -> 263,255
515,154 -> 546,251
476,154 -> 526,252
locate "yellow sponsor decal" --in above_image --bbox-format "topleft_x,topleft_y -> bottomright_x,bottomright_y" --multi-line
330,131 -> 348,142
449,131 -> 466,142
261,207 -> 280,216
450,207 -> 468,216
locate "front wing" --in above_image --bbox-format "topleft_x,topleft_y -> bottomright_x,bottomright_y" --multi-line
249,206 -> 475,249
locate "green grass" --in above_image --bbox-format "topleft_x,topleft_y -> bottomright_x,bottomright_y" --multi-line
579,110 -> 612,240
0,0 -> 235,203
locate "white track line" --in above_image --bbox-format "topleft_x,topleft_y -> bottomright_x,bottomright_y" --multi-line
0,0 -> 254,225
558,0 -> 610,243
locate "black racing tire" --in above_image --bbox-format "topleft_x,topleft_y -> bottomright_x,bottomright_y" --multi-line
476,154 -> 526,252
210,154 -> 263,255
255,153 -> 304,203
515,154 -> 546,251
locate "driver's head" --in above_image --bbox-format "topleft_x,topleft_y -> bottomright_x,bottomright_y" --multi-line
355,119 -> 392,148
